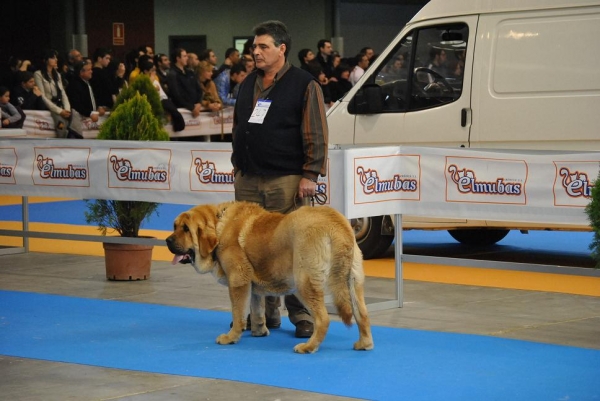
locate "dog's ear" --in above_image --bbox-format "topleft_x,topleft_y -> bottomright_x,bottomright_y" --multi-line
197,216 -> 218,257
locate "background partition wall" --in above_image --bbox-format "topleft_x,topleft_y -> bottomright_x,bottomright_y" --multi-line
0,0 -> 427,75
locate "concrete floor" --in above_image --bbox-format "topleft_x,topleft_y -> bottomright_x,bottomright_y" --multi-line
1,252 -> 599,401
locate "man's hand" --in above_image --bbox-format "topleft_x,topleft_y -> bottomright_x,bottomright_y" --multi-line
192,103 -> 202,117
298,177 -> 317,198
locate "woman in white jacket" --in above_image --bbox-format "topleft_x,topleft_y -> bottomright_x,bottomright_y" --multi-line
33,49 -> 74,138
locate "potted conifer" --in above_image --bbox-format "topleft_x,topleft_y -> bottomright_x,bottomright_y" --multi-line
585,171 -> 600,268
85,75 -> 169,280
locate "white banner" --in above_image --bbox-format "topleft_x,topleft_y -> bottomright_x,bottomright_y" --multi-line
0,140 -> 598,226
21,108 -> 234,139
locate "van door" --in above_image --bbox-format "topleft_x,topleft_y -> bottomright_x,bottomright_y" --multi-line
470,8 -> 600,150
350,17 -> 478,147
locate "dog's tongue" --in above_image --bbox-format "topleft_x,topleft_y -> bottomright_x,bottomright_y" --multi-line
171,254 -> 185,265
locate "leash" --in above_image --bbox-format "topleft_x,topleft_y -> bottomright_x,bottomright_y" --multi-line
295,190 -> 328,208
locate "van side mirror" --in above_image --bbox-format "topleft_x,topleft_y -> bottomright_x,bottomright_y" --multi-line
348,84 -> 384,114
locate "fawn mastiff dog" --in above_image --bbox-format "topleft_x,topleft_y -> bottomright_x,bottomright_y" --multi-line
166,201 -> 374,354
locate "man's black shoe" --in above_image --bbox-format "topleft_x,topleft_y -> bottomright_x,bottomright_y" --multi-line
294,320 -> 314,338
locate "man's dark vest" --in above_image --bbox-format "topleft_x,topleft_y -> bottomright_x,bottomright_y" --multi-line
233,66 -> 314,176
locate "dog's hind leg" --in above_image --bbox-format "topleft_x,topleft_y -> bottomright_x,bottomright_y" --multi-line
351,279 -> 374,350
349,244 -> 374,351
216,283 -> 251,345
293,280 -> 330,354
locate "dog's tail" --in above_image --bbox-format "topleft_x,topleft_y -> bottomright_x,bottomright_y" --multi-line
329,240 -> 366,327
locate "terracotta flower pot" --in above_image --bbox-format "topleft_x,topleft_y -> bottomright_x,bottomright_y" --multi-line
102,242 -> 153,281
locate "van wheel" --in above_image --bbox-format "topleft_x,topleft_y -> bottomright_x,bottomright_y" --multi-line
351,216 -> 394,259
448,229 -> 510,247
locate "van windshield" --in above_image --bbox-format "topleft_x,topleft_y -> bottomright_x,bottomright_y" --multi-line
367,23 -> 468,112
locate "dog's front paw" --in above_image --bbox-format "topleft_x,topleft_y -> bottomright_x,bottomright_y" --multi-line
216,332 -> 241,345
293,342 -> 319,354
354,338 -> 374,351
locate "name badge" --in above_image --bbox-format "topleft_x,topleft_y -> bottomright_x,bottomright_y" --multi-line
248,99 -> 272,124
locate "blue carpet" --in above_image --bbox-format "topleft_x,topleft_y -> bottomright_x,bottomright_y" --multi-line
0,200 -> 194,230
1,290 -> 598,401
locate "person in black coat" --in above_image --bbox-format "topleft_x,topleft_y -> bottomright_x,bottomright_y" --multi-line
166,48 -> 203,117
328,63 -> 353,102
66,61 -> 106,122
89,48 -> 116,109
11,71 -> 47,111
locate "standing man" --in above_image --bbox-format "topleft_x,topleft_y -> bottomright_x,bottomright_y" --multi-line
186,52 -> 200,71
89,48 -> 115,109
199,49 -> 218,77
167,48 -> 203,118
154,53 -> 171,95
213,47 -> 240,79
360,46 -> 375,62
64,49 -> 83,86
316,39 -> 334,78
231,20 -> 328,338
349,52 -> 370,86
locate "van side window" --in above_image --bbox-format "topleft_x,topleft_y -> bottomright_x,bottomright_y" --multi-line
367,24 -> 468,113
372,34 -> 413,112
410,24 -> 467,110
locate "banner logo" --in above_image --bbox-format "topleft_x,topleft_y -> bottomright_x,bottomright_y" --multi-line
106,148 -> 170,190
352,154 -> 420,205
553,161 -> 599,207
109,155 -> 167,183
189,150 -> 234,193
194,157 -> 234,184
37,155 -> 88,180
32,147 -> 90,187
357,166 -> 417,194
447,165 -> 522,195
0,164 -> 12,178
34,118 -> 53,131
558,167 -> 592,198
212,114 -> 233,125
445,157 -> 527,204
0,148 -> 17,184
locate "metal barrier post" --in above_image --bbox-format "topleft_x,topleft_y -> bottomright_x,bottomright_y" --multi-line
22,196 -> 29,252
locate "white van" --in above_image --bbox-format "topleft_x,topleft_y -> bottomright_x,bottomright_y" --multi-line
327,0 -> 600,258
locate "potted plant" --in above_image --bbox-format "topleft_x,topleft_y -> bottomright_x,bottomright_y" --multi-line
85,76 -> 169,280
585,171 -> 600,268
112,74 -> 165,123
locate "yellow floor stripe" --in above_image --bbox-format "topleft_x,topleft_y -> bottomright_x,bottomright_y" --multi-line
364,258 -> 600,297
2,221 -> 598,297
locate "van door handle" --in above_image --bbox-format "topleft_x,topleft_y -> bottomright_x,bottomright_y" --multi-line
461,108 -> 470,127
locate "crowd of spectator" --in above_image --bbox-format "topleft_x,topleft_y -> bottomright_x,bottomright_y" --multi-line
299,41 -> 378,106
0,39 -> 375,137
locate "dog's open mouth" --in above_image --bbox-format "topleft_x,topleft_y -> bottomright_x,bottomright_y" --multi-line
171,249 -> 195,265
